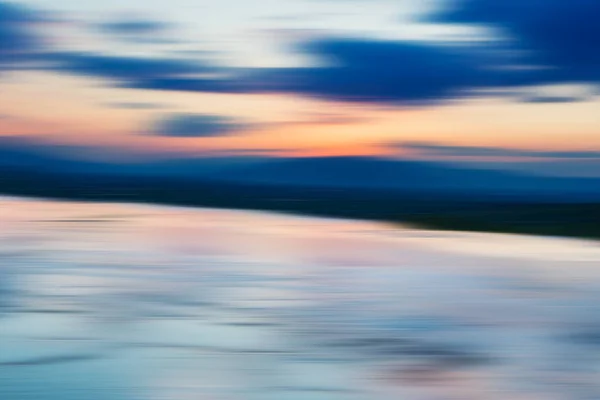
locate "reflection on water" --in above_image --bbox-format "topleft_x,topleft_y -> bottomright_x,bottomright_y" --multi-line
1,196 -> 600,400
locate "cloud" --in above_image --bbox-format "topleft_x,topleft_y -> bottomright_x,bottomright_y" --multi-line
251,1 -> 600,105
397,142 -> 600,159
150,114 -> 250,137
98,18 -> 170,35
427,0 -> 600,86
46,50 -> 252,93
124,75 -> 248,93
0,2 -> 243,94
520,95 -> 589,104
105,102 -> 166,110
43,36 -> 497,105
263,37 -> 493,104
0,1 -> 46,66
50,52 -> 212,81
5,0 -> 599,109
96,16 -> 175,43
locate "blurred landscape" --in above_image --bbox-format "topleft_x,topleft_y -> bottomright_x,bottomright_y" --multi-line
1,137 -> 599,238
1,0 -> 600,398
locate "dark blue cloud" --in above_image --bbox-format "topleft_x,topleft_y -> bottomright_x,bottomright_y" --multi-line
47,51 -> 251,93
43,37 -> 496,104
428,0 -> 600,86
398,142 -> 600,159
0,1 -> 45,66
265,37 -> 493,104
150,114 -> 249,137
124,76 -> 248,93
254,0 -> 600,104
98,18 -> 170,35
96,16 -> 175,44
50,52 -> 211,81
520,95 -> 590,104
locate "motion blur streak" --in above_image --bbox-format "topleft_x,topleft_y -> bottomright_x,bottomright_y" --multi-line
1,0 -> 599,398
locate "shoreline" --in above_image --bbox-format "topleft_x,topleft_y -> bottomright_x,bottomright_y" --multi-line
1,188 -> 598,241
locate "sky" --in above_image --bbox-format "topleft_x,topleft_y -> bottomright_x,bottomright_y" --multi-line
0,0 -> 599,175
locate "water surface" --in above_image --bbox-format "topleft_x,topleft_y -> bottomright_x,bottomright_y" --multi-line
1,197 -> 599,400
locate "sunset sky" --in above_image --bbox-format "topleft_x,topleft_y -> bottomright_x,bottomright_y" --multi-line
1,0 -> 599,175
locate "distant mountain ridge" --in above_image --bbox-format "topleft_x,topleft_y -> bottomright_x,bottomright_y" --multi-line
203,156 -> 600,201
1,139 -> 599,202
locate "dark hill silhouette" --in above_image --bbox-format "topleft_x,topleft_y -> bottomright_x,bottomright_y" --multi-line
0,140 -> 598,238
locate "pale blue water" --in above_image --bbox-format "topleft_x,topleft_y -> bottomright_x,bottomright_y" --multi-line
1,197 -> 599,400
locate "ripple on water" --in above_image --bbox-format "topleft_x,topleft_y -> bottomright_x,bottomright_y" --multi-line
0,353 -> 141,400
128,318 -> 291,353
0,313 -> 105,340
0,337 -> 109,366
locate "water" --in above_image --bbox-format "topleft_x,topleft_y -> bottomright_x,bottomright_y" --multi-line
1,196 -> 599,400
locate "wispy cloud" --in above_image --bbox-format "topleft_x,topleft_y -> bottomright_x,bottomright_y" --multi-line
149,113 -> 251,138
95,15 -> 176,43
396,142 -> 600,159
